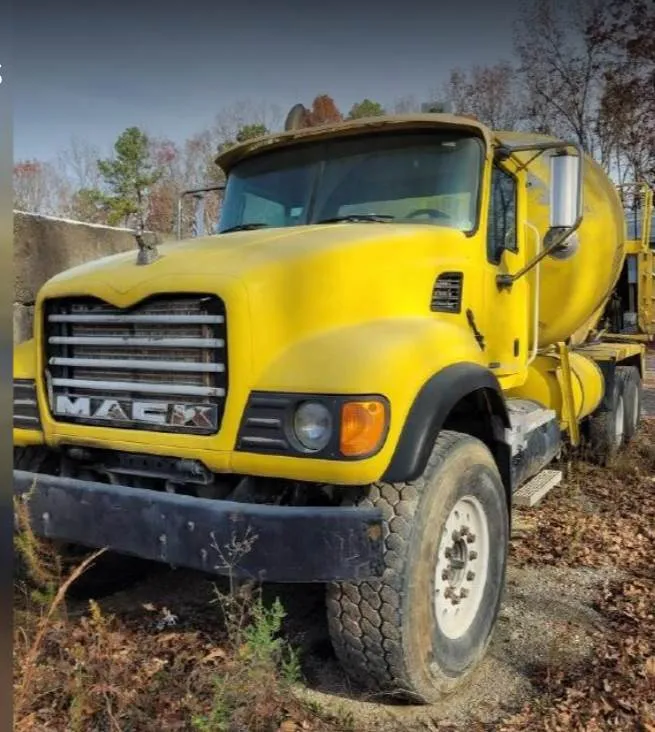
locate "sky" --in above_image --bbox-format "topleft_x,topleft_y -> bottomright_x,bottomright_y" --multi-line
12,0 -> 523,162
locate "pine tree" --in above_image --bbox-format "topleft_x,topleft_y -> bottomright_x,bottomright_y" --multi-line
95,127 -> 162,228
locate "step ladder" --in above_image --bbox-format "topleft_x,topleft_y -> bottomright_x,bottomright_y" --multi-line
513,469 -> 563,507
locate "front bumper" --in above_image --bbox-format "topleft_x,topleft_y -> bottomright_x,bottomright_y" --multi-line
14,470 -> 384,583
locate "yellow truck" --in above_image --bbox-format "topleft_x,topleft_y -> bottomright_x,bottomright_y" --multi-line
13,110 -> 654,703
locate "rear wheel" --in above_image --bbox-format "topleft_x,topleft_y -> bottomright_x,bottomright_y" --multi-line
326,431 -> 509,703
616,365 -> 642,443
588,378 -> 625,465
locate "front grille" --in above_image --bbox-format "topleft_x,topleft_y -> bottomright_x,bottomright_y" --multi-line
44,294 -> 227,434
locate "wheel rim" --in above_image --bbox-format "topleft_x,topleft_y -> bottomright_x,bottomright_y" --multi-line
615,394 -> 625,446
434,495 -> 490,640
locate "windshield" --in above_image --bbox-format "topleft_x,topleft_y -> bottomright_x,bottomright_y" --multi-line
218,131 -> 484,234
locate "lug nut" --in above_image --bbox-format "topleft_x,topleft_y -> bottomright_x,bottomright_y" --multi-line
452,530 -> 460,541
466,571 -> 476,581
441,569 -> 450,581
461,526 -> 469,536
460,588 -> 469,598
451,596 -> 460,606
444,587 -> 453,599
467,534 -> 476,543
469,551 -> 478,560
445,547 -> 452,559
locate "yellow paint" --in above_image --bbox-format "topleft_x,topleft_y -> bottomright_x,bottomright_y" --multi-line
16,221 -> 491,484
506,350 -> 604,430
556,343 -> 581,446
14,340 -> 38,380
638,249 -> 654,335
496,132 -> 626,348
576,341 -> 645,376
11,115 -> 649,483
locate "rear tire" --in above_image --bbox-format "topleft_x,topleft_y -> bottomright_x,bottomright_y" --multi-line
616,366 -> 641,443
326,431 -> 509,703
588,378 -> 625,465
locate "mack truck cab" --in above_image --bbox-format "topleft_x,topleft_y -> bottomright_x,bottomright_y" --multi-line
14,111 -> 649,703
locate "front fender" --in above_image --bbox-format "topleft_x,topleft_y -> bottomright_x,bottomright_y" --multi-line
250,317 -> 486,483
382,362 -> 509,483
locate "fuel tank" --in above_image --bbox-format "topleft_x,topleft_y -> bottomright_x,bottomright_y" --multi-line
497,132 -> 626,348
506,351 -> 605,424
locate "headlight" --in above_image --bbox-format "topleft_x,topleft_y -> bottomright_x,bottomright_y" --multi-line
293,401 -> 333,452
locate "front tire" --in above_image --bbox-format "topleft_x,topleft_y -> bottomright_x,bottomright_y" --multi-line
326,431 -> 509,703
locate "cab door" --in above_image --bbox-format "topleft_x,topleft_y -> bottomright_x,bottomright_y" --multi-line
481,162 -> 531,387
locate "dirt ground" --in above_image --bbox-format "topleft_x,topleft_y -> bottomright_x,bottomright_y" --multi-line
15,352 -> 655,731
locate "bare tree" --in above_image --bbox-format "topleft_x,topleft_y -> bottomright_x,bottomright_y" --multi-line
56,137 -> 103,192
392,95 -> 422,114
443,61 -> 527,130
598,0 -> 655,184
13,160 -> 69,215
514,0 -> 610,156
211,100 -> 282,150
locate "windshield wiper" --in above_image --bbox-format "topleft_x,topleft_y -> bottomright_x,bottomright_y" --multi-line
316,214 -> 396,224
220,223 -> 270,234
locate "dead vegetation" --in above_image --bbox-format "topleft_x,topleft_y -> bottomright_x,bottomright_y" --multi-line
500,420 -> 655,731
12,420 -> 655,731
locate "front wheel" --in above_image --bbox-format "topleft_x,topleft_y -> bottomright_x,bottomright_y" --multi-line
326,431 -> 509,703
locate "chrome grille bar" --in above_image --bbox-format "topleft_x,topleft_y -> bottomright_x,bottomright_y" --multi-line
48,313 -> 224,324
52,377 -> 225,397
49,357 -> 225,373
48,336 -> 224,348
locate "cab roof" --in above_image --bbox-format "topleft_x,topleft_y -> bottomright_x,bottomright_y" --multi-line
215,113 -> 497,173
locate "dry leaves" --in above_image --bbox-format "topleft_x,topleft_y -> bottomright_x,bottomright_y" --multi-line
502,419 -> 655,731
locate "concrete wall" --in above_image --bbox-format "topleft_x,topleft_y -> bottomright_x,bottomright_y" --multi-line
13,211 -> 137,343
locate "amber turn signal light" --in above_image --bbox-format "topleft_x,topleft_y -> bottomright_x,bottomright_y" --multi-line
340,400 -> 387,457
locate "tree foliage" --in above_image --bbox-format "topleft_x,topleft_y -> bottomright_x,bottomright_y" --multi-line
347,99 -> 386,119
94,127 -> 162,228
306,95 -> 343,126
236,123 -> 269,143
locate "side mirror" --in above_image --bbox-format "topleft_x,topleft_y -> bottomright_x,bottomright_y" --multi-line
176,185 -> 226,240
549,152 -> 580,229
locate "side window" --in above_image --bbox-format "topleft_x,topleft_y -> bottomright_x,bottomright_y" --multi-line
487,166 -> 517,264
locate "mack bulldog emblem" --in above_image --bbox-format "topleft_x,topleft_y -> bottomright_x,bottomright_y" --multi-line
54,395 -> 217,430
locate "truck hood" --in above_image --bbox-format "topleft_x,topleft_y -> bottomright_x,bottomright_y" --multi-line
36,222 -> 475,398
40,223 -> 469,298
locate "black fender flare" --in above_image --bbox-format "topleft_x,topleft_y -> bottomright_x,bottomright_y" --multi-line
382,362 -> 510,484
